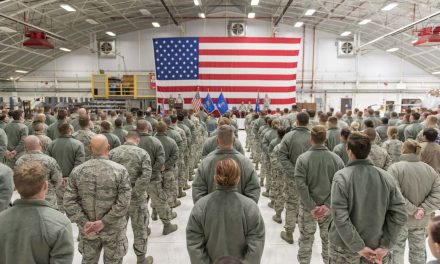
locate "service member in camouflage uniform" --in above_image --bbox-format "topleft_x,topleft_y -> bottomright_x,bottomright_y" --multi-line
261,118 -> 280,197
4,110 -> 28,166
294,126 -> 345,264
47,109 -> 72,140
137,120 -> 178,235
365,128 -> 392,170
0,127 -> 7,164
145,111 -> 158,132
100,121 -> 121,150
333,128 -> 351,165
47,123 -> 85,212
177,113 -> 193,181
269,127 -> 286,223
0,161 -> 13,212
182,111 -> 197,180
155,122 -> 180,209
201,118 -> 245,158
32,121 -> 52,152
16,135 -> 62,209
164,116 -> 186,197
257,117 -> 271,187
64,135 -> 131,264
326,116 -> 340,151
252,110 -> 267,170
404,112 -> 424,140
109,131 -> 153,264
244,109 -> 255,151
169,115 -> 189,191
382,126 -> 402,164
113,118 -> 128,144
278,112 -> 311,244
44,105 -> 56,126
72,116 -> 96,161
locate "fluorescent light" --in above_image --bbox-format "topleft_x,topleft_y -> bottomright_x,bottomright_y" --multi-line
194,0 -> 200,6
60,4 -> 76,12
152,22 -> 160,28
381,2 -> 398,11
294,22 -> 304,27
305,9 -> 316,16
59,47 -> 71,52
386,47 -> 399,52
251,0 -> 259,6
139,9 -> 151,16
432,71 -> 440,75
340,31 -> 351,37
15,70 -> 28,74
358,19 -> 371,25
0,26 -> 16,33
411,39 -> 417,44
106,31 -> 116,36
198,13 -> 206,18
248,12 -> 255,18
85,18 -> 99,25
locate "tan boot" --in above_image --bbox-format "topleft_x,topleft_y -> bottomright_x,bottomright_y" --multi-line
280,231 -> 294,244
162,223 -> 178,235
272,212 -> 282,224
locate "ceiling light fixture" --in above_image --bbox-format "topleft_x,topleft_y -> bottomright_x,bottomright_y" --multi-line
411,39 -> 417,44
386,47 -> 399,52
59,47 -> 71,52
139,9 -> 151,16
106,31 -> 116,36
294,22 -> 304,27
152,22 -> 160,28
85,18 -> 99,25
432,71 -> 440,75
0,26 -> 16,33
248,12 -> 255,18
194,0 -> 200,6
251,0 -> 259,6
305,9 -> 316,16
381,2 -> 398,11
198,13 -> 206,18
15,70 -> 28,74
340,31 -> 351,36
358,19 -> 371,25
60,4 -> 76,12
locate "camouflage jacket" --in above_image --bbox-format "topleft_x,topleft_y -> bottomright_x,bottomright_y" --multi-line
72,129 -> 96,161
113,127 -> 128,144
34,132 -> 52,152
368,144 -> 392,170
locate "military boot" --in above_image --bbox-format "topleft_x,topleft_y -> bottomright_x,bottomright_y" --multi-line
171,211 -> 177,220
147,227 -> 151,236
255,162 -> 259,170
137,255 -> 154,264
183,183 -> 191,190
268,201 -> 274,208
272,212 -> 282,224
151,209 -> 158,221
262,191 -> 269,197
177,188 -> 187,198
163,223 -> 178,235
171,199 -> 181,208
280,231 -> 294,244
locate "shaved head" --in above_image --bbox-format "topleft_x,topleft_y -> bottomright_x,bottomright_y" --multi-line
24,135 -> 42,151
78,108 -> 87,117
35,113 -> 46,123
90,135 -> 109,156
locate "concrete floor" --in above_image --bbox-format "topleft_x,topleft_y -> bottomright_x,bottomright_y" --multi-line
11,130 -> 434,263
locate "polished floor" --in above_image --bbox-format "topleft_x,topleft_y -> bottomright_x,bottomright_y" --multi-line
12,131 -> 434,263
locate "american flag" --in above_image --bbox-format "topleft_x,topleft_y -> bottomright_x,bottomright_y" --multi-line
191,91 -> 202,112
153,37 -> 300,110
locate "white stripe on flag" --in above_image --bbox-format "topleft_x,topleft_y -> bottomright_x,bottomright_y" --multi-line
199,67 -> 296,75
199,55 -> 298,63
156,79 -> 297,87
199,43 -> 302,50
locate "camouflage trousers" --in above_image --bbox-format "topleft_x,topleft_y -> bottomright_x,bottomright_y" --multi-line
46,188 -> 59,210
162,169 -> 178,206
252,138 -> 261,165
329,244 -> 392,264
177,155 -> 187,188
147,181 -> 172,223
189,143 -> 197,176
271,159 -> 286,213
284,176 -> 299,233
127,198 -> 149,256
392,226 -> 426,264
56,184 -> 66,213
260,153 -> 270,185
298,204 -> 331,264
79,232 -> 128,264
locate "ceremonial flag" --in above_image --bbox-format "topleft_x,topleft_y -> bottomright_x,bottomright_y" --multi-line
255,92 -> 260,113
191,91 -> 202,112
203,93 -> 215,113
216,92 -> 228,115
153,37 -> 299,110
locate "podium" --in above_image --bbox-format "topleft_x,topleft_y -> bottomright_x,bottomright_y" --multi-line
175,103 -> 184,113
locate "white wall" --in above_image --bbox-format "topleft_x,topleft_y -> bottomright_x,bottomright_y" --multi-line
7,18 -> 440,111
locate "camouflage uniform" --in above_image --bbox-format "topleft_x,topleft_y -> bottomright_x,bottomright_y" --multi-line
262,126 -> 278,192
4,120 -> 28,166
368,144 -> 392,170
109,142 -> 152,258
382,139 -> 402,164
34,131 -> 52,152
138,132 -> 172,223
15,150 -> 62,209
252,117 -> 266,169
45,113 -> 56,126
145,116 -> 158,132
182,117 -> 197,178
113,127 -> 128,144
270,140 -> 285,213
257,124 -> 270,185
329,244 -> 392,264
0,128 -> 7,163
177,122 -> 192,182
404,121 -> 424,140
201,135 -> 245,158
100,131 -> 121,150
244,113 -> 254,150
64,157 -> 131,264
155,132 -> 179,207
72,129 -> 96,161
168,125 -> 186,189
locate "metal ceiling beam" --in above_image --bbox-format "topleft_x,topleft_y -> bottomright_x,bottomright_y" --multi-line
274,0 -> 294,26
160,0 -> 179,26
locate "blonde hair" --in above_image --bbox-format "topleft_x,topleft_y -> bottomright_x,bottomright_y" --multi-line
214,158 -> 241,187
387,126 -> 398,140
402,139 -> 422,155
350,121 -> 360,131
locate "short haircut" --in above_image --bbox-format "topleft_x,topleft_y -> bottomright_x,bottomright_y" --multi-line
11,110 -> 22,120
391,112 -> 398,117
214,158 -> 241,187
387,126 -> 398,139
307,110 -> 316,118
340,128 -> 351,140
411,112 -> 421,120
357,111 -> 363,117
115,118 -> 122,127
367,109 -> 374,115
423,128 -> 438,142
0,114 -> 6,121
177,112 -> 185,121
136,120 -> 149,132
429,216 -> 440,244
57,109 -> 68,120
58,123 -> 71,135
364,128 -> 377,142
296,112 -> 309,126
335,112 -> 343,119
283,108 -> 289,114
277,127 -> 286,139
328,116 -> 338,126
163,116 -> 172,125
145,110 -> 152,117
347,132 -> 371,159
363,119 -> 374,128
380,117 -> 388,125
126,130 -> 140,140
311,125 -> 326,144
156,121 -> 167,133
14,161 -> 47,198
137,110 -> 144,118
319,114 -> 328,123
170,115 -> 178,123
32,121 -> 44,132
217,125 -> 234,146
100,121 -> 111,131
79,116 -> 90,128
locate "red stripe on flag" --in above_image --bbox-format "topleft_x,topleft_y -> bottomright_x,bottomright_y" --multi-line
160,98 -> 296,105
199,49 -> 299,56
199,37 -> 301,44
157,86 -> 296,93
199,74 -> 296,81
199,61 -> 298,68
